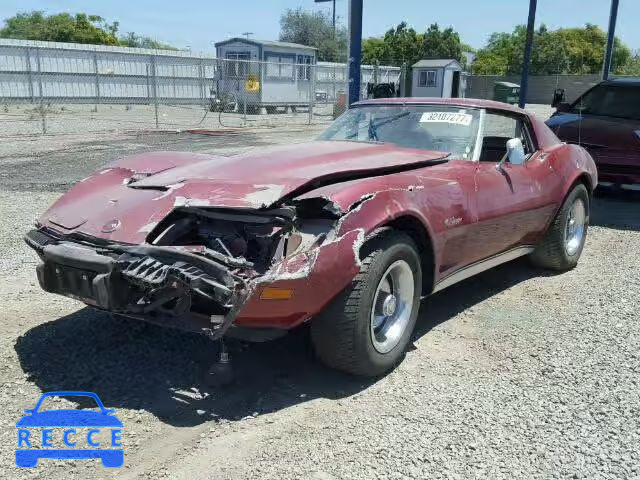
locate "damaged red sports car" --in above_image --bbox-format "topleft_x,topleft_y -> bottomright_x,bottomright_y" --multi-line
25,98 -> 597,376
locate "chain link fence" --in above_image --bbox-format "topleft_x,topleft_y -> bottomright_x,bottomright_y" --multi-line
0,42 -> 402,137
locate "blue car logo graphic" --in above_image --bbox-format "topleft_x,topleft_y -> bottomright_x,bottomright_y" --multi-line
16,391 -> 123,468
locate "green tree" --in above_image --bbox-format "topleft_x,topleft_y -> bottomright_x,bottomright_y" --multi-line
617,50 -> 640,75
0,10 -> 176,50
120,32 -> 177,50
362,37 -> 387,65
472,23 -> 632,75
375,22 -> 424,66
422,23 -> 462,61
460,42 -> 476,53
556,24 -> 630,74
0,11 -> 119,45
362,22 -> 465,67
279,8 -> 347,62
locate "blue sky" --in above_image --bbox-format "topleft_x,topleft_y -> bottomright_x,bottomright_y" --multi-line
0,0 -> 637,53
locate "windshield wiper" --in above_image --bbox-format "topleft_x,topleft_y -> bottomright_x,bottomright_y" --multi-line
368,111 -> 410,141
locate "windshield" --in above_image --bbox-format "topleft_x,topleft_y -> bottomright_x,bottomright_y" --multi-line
318,104 -> 482,159
573,84 -> 640,120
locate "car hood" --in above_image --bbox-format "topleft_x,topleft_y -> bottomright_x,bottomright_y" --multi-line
129,141 -> 447,190
38,141 -> 448,244
547,112 -> 640,152
16,410 -> 123,427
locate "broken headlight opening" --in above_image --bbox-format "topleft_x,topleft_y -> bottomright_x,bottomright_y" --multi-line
25,199 -> 339,338
147,203 -> 338,276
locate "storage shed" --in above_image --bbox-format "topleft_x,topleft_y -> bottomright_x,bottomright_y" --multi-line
411,59 -> 464,98
214,38 -> 317,112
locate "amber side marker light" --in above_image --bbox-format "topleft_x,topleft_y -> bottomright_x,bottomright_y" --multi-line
260,287 -> 294,300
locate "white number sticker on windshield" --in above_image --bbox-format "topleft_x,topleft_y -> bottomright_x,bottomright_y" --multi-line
419,112 -> 473,126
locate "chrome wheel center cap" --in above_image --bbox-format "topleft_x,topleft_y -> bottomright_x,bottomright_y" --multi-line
382,294 -> 397,317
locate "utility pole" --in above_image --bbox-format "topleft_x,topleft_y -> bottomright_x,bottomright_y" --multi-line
241,32 -> 253,39
519,0 -> 537,109
347,0 -> 363,106
315,0 -> 336,37
602,0 -> 620,80
333,0 -> 336,36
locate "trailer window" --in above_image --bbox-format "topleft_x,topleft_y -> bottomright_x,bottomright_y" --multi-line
224,52 -> 250,78
297,55 -> 313,81
266,54 -> 294,80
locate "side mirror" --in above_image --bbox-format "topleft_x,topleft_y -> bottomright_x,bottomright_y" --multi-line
551,88 -> 566,108
555,102 -> 572,113
496,138 -> 526,172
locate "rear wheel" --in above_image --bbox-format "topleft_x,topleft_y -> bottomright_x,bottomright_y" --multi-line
530,184 -> 589,270
311,231 -> 422,376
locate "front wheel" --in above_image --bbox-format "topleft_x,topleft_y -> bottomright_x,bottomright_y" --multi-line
311,231 -> 422,377
530,183 -> 590,271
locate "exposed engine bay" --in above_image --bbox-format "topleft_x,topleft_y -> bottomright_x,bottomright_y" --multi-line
147,204 -> 336,275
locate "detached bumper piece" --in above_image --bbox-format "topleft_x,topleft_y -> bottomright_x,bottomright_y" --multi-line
25,229 -> 248,338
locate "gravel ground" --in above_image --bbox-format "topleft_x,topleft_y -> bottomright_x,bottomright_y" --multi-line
0,113 -> 638,479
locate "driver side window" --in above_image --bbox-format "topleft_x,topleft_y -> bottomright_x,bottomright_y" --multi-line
480,113 -> 534,163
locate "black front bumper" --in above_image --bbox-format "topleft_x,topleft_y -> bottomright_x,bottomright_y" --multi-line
25,229 -> 248,338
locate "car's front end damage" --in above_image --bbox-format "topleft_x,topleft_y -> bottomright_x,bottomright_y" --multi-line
25,198 -> 363,341
24,142 -> 449,346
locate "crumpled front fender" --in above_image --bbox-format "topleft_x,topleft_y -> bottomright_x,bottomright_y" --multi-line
234,228 -> 364,328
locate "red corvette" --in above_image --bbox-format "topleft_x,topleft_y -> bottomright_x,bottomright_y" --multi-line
25,98 -> 597,376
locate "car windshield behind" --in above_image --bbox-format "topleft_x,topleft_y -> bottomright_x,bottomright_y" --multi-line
573,84 -> 640,120
319,104 -> 481,159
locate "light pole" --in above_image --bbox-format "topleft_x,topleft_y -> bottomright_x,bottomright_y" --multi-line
315,0 -> 337,36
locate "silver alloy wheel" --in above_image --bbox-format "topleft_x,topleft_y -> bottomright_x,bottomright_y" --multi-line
565,198 -> 586,256
370,259 -> 415,354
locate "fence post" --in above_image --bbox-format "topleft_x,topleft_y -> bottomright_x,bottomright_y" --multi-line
172,64 -> 177,99
308,64 -> 315,125
150,54 -> 159,129
35,47 -> 46,134
93,52 -> 100,112
145,64 -> 151,100
199,59 -> 205,109
25,47 -> 34,102
242,59 -> 247,122
243,95 -> 247,121
332,66 -> 337,103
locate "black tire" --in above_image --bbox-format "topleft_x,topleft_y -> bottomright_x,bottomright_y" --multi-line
311,231 -> 422,376
530,183 -> 590,271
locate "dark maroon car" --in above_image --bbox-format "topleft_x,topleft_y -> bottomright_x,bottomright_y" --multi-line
25,99 -> 596,377
547,79 -> 640,189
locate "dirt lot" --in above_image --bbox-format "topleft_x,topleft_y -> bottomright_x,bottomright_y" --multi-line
0,103 -> 334,136
0,118 -> 639,479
